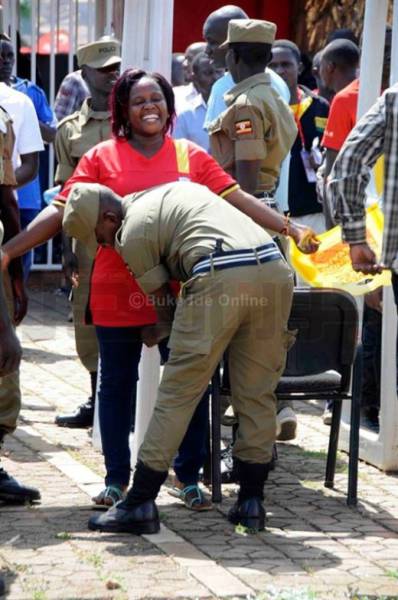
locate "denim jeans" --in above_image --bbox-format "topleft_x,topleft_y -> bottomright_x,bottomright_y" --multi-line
96,326 -> 142,487
361,305 -> 382,409
96,329 -> 209,487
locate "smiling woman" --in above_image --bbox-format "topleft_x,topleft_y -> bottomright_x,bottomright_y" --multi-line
111,69 -> 175,145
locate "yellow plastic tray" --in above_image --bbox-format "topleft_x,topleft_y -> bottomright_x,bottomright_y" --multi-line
290,203 -> 391,296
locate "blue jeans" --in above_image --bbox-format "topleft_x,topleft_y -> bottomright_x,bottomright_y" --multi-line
96,328 -> 209,487
361,305 -> 381,409
19,208 -> 40,280
96,326 -> 142,487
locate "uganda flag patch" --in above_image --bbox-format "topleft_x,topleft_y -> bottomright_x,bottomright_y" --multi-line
235,120 -> 253,135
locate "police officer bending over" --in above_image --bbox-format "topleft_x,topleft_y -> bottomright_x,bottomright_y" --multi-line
62,181 -> 318,534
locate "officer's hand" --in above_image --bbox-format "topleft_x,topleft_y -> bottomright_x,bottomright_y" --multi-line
63,250 -> 79,288
141,324 -> 171,347
0,326 -> 22,376
350,243 -> 383,275
290,223 -> 321,254
11,275 -> 28,325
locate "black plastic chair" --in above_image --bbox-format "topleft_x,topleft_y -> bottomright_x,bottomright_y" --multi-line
276,288 -> 360,506
209,287 -> 360,507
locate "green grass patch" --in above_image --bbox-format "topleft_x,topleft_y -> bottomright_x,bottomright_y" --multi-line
55,531 -> 71,540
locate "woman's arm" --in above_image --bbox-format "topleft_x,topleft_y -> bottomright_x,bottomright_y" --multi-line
1,204 -> 64,270
2,147 -> 100,269
224,188 -> 319,253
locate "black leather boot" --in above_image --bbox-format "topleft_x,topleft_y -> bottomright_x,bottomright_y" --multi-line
88,461 -> 168,534
227,459 -> 270,531
55,371 -> 97,428
0,430 -> 41,504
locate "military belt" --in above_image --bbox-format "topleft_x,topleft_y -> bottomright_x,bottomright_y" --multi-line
192,241 -> 282,275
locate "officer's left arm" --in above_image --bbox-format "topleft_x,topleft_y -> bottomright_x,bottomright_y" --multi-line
229,105 -> 268,195
235,159 -> 262,195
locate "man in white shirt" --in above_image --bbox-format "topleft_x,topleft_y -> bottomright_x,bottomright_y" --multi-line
174,52 -> 223,151
0,83 -> 43,186
173,41 -> 206,114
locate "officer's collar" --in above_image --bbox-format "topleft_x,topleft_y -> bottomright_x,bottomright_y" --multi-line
224,72 -> 270,106
78,98 -> 111,125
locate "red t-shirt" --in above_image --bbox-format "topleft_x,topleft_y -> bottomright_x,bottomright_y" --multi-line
57,136 -> 236,327
321,79 -> 359,151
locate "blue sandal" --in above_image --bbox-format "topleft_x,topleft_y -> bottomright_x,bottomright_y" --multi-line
168,484 -> 212,511
92,485 -> 126,510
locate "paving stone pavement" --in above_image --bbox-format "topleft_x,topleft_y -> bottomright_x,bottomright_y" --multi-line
1,285 -> 398,599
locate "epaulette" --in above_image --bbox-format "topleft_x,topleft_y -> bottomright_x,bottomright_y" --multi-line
57,110 -> 80,130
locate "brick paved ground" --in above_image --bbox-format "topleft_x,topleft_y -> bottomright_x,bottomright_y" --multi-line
1,284 -> 398,599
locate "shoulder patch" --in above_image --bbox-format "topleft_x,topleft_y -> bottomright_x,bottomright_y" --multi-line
235,120 -> 253,135
57,110 -> 80,129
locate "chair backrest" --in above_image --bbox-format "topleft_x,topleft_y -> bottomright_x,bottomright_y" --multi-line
284,288 -> 359,389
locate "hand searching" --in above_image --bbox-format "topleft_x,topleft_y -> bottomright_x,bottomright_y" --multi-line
141,323 -> 172,348
290,223 -> 321,254
62,250 -> 80,288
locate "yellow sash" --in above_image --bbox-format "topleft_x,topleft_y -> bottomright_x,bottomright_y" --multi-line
174,138 -> 190,175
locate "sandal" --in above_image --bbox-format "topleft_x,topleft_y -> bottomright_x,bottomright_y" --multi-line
92,485 -> 126,510
168,484 -> 213,511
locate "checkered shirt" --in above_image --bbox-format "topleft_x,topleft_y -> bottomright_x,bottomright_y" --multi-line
329,83 -> 398,270
54,70 -> 89,121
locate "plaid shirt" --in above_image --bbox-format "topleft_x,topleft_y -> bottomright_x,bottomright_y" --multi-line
54,70 -> 89,121
329,83 -> 398,270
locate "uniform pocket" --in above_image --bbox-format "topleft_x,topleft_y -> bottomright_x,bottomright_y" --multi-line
167,334 -> 212,355
168,276 -> 213,355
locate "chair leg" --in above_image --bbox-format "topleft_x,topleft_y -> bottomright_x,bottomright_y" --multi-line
202,421 -> 211,485
325,399 -> 342,488
211,365 -> 222,503
347,345 -> 362,506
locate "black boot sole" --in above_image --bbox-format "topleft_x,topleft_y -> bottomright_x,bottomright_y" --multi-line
55,420 -> 93,429
228,512 -> 265,531
0,491 -> 41,504
88,519 -> 160,535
